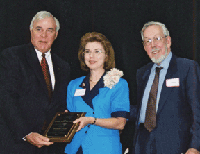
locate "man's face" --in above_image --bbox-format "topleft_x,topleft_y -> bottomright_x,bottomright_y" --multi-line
30,17 -> 58,53
143,25 -> 171,65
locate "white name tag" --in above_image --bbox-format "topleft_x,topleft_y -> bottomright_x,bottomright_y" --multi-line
74,89 -> 85,96
166,78 -> 180,87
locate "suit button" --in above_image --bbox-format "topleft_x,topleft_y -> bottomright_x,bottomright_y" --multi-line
85,131 -> 87,133
93,112 -> 95,114
88,125 -> 90,128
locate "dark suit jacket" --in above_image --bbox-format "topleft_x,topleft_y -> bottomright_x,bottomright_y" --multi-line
132,53 -> 200,154
0,43 -> 70,154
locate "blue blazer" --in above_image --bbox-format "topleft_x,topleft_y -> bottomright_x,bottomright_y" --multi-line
65,75 -> 130,154
132,54 -> 200,154
0,43 -> 70,154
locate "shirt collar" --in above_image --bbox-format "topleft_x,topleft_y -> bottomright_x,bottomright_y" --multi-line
35,48 -> 51,59
79,72 -> 105,109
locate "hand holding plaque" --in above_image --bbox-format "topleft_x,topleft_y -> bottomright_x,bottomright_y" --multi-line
43,112 -> 85,142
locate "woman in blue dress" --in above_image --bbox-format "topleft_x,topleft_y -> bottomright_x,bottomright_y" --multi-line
65,32 -> 130,154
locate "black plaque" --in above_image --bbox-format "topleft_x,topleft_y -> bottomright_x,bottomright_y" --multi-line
43,112 -> 85,142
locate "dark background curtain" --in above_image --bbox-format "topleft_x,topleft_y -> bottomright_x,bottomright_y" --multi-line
0,0 -> 199,105
0,0 -> 199,151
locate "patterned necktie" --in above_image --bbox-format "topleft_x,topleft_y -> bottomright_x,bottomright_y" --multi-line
144,67 -> 163,132
41,53 -> 52,100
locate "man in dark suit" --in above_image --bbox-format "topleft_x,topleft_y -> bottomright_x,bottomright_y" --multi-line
0,11 -> 70,154
131,21 -> 200,154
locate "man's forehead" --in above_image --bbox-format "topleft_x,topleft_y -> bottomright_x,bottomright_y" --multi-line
144,25 -> 164,37
33,17 -> 56,28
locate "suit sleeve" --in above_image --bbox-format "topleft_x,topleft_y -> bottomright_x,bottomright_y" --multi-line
187,61 -> 200,150
186,61 -> 200,150
0,50 -> 30,141
128,69 -> 142,121
67,80 -> 76,112
129,105 -> 138,121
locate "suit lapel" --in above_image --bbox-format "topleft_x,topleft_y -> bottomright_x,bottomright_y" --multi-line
140,65 -> 152,93
157,54 -> 178,115
51,54 -> 61,102
137,63 -> 153,120
26,44 -> 49,98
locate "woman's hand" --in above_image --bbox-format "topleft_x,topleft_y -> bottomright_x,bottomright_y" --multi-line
73,117 -> 94,131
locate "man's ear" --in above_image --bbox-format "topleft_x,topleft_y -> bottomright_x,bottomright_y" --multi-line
166,36 -> 171,48
54,32 -> 58,40
144,44 -> 148,53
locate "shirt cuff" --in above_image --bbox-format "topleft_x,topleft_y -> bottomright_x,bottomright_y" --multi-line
22,132 -> 32,141
111,111 -> 130,119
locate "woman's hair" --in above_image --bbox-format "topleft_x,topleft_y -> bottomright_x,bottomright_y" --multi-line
78,32 -> 115,71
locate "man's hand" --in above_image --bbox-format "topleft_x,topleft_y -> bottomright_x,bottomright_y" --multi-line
25,132 -> 53,148
185,148 -> 200,154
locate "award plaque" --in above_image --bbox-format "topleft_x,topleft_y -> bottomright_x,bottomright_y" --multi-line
43,112 -> 85,142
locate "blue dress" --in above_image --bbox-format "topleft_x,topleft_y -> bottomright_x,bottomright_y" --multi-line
65,74 -> 130,154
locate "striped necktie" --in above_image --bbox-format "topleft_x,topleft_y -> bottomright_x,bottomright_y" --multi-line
41,53 -> 52,100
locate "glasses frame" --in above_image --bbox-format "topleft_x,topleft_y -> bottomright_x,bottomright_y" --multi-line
143,36 -> 166,46
83,49 -> 105,56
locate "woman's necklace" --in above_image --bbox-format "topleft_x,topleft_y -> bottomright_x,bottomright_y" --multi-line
89,78 -> 99,90
90,70 -> 105,84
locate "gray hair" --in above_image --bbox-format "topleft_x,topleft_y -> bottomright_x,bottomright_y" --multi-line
30,11 -> 60,32
141,21 -> 170,40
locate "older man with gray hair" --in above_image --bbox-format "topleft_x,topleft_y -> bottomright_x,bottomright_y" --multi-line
131,21 -> 200,154
0,11 -> 70,154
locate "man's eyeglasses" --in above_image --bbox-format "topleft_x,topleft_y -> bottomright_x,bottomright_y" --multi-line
143,36 -> 166,46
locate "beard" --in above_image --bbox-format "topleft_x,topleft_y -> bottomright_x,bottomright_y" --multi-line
151,45 -> 168,64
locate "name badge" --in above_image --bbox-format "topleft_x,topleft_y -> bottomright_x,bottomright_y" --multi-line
166,78 -> 180,87
74,89 -> 85,96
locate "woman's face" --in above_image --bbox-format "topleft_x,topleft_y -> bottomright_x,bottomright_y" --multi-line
84,42 -> 107,71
